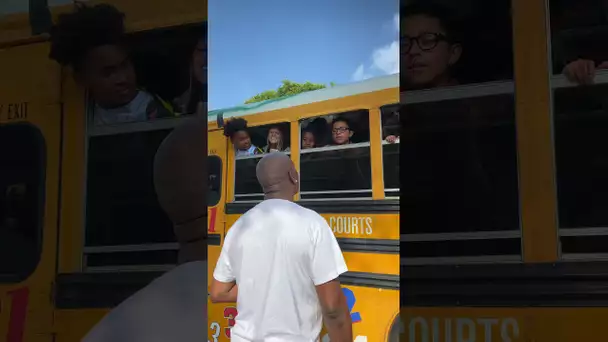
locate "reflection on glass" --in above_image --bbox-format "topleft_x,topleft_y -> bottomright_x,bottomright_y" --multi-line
85,130 -> 174,247
401,95 -> 519,235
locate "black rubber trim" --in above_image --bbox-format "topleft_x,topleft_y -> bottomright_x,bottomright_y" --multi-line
55,271 -> 165,309
226,199 -> 400,214
402,262 -> 608,307
340,271 -> 399,290
338,238 -> 399,254
208,234 -> 221,246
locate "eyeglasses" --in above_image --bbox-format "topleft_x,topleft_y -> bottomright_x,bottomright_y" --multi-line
332,127 -> 350,133
401,33 -> 448,53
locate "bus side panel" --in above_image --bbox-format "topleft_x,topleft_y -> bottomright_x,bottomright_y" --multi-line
208,129 -> 229,340
401,307 -> 608,342
0,43 -> 61,341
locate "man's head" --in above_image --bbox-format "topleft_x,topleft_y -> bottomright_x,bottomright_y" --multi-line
331,117 -> 353,145
49,3 -> 138,109
154,104 -> 207,264
401,3 -> 462,89
223,118 -> 252,151
256,152 -> 299,200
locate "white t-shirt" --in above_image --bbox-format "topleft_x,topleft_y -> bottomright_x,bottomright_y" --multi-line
213,199 -> 348,342
82,260 -> 206,342
93,90 -> 154,126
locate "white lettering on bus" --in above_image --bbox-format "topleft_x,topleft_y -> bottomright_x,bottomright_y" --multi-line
406,317 -> 520,342
328,216 -> 372,235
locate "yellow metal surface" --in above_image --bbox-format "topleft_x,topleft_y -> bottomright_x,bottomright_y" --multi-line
401,307 -> 608,342
511,0 -> 559,262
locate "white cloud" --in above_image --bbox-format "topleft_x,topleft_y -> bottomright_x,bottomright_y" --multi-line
371,40 -> 399,75
393,13 -> 399,32
351,14 -> 399,82
351,64 -> 373,82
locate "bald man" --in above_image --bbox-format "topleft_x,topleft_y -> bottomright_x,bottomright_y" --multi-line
210,152 -> 352,342
82,103 -> 207,342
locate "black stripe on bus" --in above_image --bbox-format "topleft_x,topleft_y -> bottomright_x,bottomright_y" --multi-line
209,233 -> 221,246
338,238 -> 399,254
340,271 -> 399,290
55,272 -> 165,309
402,261 -> 608,307
225,199 -> 400,215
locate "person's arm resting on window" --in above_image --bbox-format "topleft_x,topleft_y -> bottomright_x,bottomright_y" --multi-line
210,237 -> 238,303
311,216 -> 352,342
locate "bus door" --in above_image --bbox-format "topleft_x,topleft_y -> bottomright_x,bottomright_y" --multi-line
208,129 -> 234,340
0,43 -> 62,342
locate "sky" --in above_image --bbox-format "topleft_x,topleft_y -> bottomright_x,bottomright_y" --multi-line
208,0 -> 399,110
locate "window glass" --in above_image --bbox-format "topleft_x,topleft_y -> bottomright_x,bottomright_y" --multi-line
401,0 -> 519,264
233,122 -> 290,202
381,105 -> 400,198
550,0 -> 608,258
83,23 -> 207,268
401,0 -> 514,91
299,110 -> 372,200
550,0 -> 608,75
0,124 -> 44,281
208,156 -> 222,207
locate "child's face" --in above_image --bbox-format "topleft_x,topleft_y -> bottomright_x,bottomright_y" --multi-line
232,130 -> 252,150
302,131 -> 315,149
81,44 -> 138,108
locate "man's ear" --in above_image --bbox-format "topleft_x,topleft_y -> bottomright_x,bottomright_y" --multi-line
348,130 -> 354,138
288,168 -> 299,185
448,43 -> 463,66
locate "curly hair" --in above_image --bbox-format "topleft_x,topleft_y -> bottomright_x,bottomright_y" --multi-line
49,3 -> 126,70
223,118 -> 249,138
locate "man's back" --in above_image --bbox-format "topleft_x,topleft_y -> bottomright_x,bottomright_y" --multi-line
214,198 -> 347,341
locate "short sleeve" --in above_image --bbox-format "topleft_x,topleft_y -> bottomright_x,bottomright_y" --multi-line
310,216 -> 348,286
213,233 -> 235,283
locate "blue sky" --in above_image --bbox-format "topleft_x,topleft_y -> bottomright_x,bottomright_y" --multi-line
208,0 -> 399,110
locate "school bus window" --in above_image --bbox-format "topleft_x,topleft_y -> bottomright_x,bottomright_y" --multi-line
401,0 -> 520,264
232,122 -> 291,202
381,104 -> 400,198
64,21 -> 206,127
0,124 -> 44,281
299,110 -> 372,200
401,0 -> 514,91
85,129 -> 175,266
209,156 -> 222,207
550,0 -> 608,258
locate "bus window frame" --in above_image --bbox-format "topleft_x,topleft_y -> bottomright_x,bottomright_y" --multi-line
400,80 -> 523,265
0,122 -> 46,283
208,155 -> 223,207
296,110 -> 375,201
82,100 -> 190,273
379,103 -> 401,199
230,121 -> 292,203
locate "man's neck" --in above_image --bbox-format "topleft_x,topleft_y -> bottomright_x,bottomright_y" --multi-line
264,191 -> 293,201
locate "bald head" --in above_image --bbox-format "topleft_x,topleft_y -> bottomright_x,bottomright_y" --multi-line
256,152 -> 298,199
154,113 -> 207,264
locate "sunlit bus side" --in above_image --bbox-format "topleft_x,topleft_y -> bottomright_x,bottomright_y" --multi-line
401,0 -> 608,341
207,74 -> 400,341
0,1 -> 206,341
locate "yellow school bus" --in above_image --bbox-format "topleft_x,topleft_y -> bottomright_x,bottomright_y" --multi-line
401,0 -> 608,341
0,1 -> 205,341
207,74 -> 400,341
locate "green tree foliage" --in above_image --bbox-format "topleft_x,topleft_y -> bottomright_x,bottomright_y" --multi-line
244,80 -> 333,104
